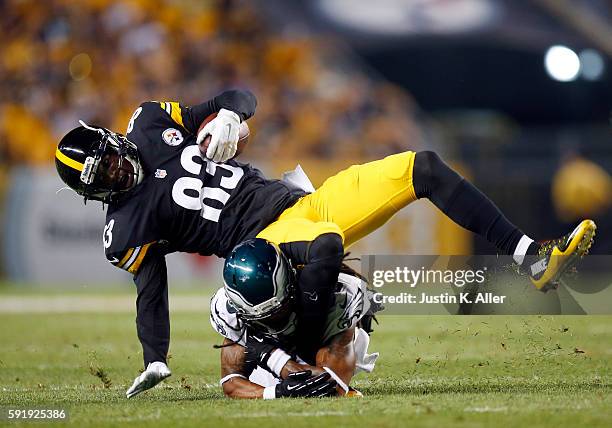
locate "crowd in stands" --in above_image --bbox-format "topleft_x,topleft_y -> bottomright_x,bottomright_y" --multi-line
0,0 -> 422,168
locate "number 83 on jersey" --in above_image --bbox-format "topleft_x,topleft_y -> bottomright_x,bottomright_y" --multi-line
171,145 -> 244,222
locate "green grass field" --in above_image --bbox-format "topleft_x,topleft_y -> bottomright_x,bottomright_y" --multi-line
0,291 -> 610,427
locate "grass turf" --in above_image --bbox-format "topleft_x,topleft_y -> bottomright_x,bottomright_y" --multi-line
0,298 -> 610,427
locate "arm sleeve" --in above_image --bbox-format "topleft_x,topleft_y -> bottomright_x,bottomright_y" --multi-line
133,246 -> 170,367
182,89 -> 257,133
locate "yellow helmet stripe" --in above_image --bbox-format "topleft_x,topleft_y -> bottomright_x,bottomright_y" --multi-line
55,148 -> 84,171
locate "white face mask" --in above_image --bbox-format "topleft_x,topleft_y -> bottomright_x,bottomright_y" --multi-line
77,120 -> 143,201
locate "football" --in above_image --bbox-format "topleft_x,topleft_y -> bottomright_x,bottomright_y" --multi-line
197,112 -> 250,159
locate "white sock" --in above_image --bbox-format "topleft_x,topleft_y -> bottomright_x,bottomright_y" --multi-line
513,235 -> 534,265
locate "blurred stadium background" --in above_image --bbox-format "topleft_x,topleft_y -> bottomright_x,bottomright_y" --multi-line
0,2 -> 611,426
0,0 -> 610,287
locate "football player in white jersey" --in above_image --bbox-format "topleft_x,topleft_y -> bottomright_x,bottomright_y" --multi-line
210,238 -> 380,399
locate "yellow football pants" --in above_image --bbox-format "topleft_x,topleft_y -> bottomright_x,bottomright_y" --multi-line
257,151 -> 418,248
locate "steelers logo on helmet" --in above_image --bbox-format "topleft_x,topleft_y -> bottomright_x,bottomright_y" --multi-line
55,121 -> 143,204
223,238 -> 297,336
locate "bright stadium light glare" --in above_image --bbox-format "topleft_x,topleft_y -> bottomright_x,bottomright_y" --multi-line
579,49 -> 605,81
544,45 -> 581,82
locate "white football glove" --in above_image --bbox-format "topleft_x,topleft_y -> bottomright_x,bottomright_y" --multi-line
126,361 -> 171,398
196,108 -> 241,163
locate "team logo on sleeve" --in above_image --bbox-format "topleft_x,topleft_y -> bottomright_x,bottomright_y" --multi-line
162,128 -> 183,146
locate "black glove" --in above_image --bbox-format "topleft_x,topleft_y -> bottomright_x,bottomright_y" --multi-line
275,370 -> 337,398
243,331 -> 278,374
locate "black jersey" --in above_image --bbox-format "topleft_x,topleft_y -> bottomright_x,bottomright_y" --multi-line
103,100 -> 305,273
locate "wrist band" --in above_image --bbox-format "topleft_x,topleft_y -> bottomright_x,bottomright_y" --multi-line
263,385 -> 276,400
219,373 -> 246,386
267,349 -> 291,377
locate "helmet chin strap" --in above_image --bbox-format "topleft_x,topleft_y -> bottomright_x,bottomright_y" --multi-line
126,154 -> 143,186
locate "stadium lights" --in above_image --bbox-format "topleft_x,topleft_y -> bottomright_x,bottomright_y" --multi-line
544,45 -> 581,82
579,49 -> 605,81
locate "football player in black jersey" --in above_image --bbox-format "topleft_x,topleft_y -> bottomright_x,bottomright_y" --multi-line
55,89 -> 596,398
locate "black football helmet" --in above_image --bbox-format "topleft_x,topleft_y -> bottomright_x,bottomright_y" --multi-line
223,238 -> 297,337
55,122 -> 143,204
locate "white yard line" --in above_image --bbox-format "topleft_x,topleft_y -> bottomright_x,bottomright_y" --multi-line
464,406 -> 508,413
0,295 -> 211,313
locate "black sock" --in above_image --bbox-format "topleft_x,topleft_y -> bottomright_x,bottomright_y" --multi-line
527,242 -> 540,255
521,241 -> 542,270
280,233 -> 344,364
413,151 -> 526,255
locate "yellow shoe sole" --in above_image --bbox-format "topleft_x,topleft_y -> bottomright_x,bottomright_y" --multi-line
345,387 -> 363,398
532,219 -> 597,291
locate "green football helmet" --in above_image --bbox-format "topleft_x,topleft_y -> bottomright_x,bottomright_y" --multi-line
223,238 -> 296,336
